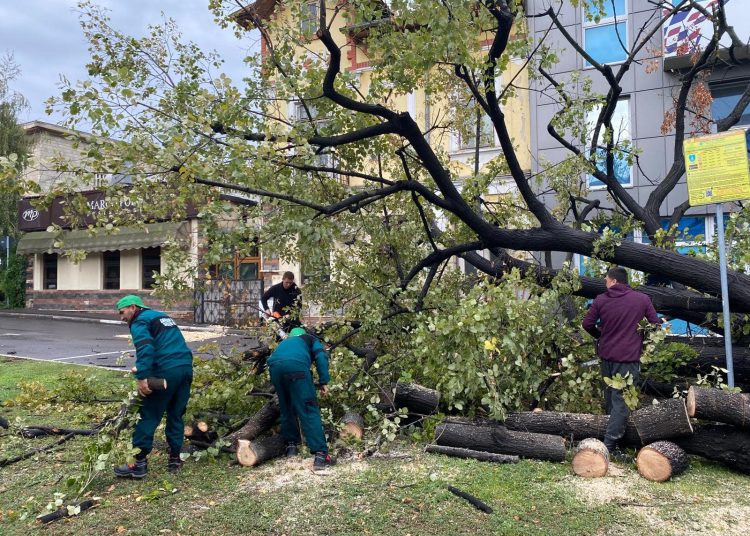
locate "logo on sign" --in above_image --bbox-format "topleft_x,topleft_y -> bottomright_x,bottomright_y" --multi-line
22,209 -> 39,222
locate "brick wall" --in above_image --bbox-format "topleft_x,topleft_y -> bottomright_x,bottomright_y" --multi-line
26,289 -> 194,319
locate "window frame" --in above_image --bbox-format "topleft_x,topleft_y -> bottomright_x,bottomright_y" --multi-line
102,250 -> 121,290
586,97 -> 633,189
582,0 -> 629,67
142,247 -> 161,289
42,253 -> 58,290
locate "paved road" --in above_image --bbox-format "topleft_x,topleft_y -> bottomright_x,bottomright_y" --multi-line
0,316 -> 257,369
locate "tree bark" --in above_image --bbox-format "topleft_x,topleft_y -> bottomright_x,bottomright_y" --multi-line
686,386 -> 750,429
184,421 -> 219,444
673,423 -> 750,474
382,382 -> 440,415
434,421 -> 566,462
236,434 -> 286,467
572,438 -> 609,478
340,411 -> 364,440
447,486 -> 493,514
503,411 -> 640,444
37,500 -> 97,524
632,398 -> 693,444
20,426 -> 97,439
672,337 -> 750,387
224,396 -> 280,451
636,441 -> 689,482
425,445 -> 519,464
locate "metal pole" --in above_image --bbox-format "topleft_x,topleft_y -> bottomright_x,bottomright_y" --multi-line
5,236 -> 9,307
715,203 -> 735,388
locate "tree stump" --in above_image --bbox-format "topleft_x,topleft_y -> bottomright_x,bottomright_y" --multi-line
224,396 -> 280,451
572,438 -> 609,478
434,421 -> 566,462
236,435 -> 286,467
632,398 -> 693,444
425,445 -> 519,464
340,411 -> 364,440
636,441 -> 689,482
673,423 -> 750,474
686,386 -> 750,429
504,411 -> 640,444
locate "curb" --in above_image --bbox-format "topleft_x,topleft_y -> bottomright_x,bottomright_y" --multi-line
0,310 -> 246,335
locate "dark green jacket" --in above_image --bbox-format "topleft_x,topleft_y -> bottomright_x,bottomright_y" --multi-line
129,309 -> 193,379
267,335 -> 330,385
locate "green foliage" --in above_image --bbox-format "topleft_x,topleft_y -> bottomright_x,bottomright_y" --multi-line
1,249 -> 26,308
602,373 -> 639,410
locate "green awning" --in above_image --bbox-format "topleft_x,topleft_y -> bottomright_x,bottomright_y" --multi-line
17,222 -> 188,254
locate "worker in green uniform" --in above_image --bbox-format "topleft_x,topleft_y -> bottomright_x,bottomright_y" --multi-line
113,295 -> 194,478
268,327 -> 336,469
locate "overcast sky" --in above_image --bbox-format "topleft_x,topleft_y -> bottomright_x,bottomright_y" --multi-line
1,0 -> 259,124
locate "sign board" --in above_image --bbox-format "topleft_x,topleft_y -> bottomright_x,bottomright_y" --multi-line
684,130 -> 750,206
663,0 -> 749,58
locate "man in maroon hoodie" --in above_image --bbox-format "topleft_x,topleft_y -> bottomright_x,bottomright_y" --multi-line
582,267 -> 661,459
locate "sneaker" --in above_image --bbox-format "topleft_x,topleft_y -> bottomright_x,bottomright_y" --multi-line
285,442 -> 299,457
313,452 -> 336,470
609,449 -> 634,464
168,455 -> 183,473
113,459 -> 148,479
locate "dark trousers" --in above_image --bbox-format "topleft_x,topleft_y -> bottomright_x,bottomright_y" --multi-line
132,365 -> 193,456
269,361 -> 327,454
600,360 -> 640,450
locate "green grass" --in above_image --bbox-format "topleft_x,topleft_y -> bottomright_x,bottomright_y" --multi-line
1,357 -> 750,535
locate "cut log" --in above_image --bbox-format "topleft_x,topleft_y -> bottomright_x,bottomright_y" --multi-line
425,445 -> 519,464
224,396 -> 280,451
340,411 -> 364,440
686,386 -> 750,429
434,421 -> 566,462
572,438 -> 609,478
394,383 -> 440,415
504,411 -> 640,444
673,423 -> 750,474
184,421 -> 218,445
146,377 -> 167,391
632,398 -> 693,444
236,434 -> 286,467
636,441 -> 689,482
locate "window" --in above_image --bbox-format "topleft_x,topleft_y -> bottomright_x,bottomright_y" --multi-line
300,2 -> 319,35
587,98 -> 632,188
711,82 -> 750,128
42,253 -> 58,290
458,102 -> 495,150
301,252 -> 331,284
103,251 -> 120,290
583,0 -> 628,66
142,247 -> 160,289
293,101 -> 320,123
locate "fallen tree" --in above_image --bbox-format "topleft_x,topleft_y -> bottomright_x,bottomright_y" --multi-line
686,386 -> 750,429
673,423 -> 750,475
503,411 -> 640,444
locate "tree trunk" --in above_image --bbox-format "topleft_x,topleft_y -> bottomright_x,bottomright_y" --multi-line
636,441 -> 689,482
224,396 -> 280,451
236,434 -> 286,467
425,445 -> 519,464
672,336 -> 750,387
381,382 -> 440,415
686,386 -> 750,429
632,398 -> 693,444
673,423 -> 750,474
434,421 -> 566,462
340,411 -> 364,440
503,411 -> 640,444
572,438 -> 609,478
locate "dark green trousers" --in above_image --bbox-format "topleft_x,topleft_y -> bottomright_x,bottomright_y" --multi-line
132,365 -> 193,456
269,361 -> 327,454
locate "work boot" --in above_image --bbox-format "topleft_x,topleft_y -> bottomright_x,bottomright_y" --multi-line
285,442 -> 299,457
313,452 -> 336,470
168,454 -> 183,473
113,458 -> 148,479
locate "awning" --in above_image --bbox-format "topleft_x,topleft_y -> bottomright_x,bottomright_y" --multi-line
17,222 -> 188,254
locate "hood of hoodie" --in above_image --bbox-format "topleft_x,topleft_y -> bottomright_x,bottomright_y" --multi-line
605,282 -> 632,299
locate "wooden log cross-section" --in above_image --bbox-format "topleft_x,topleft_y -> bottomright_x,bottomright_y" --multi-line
425,445 -> 519,464
435,421 -> 566,462
686,386 -> 750,429
636,441 -> 689,482
236,435 -> 287,467
340,411 -> 365,440
571,438 -> 609,478
632,398 -> 693,444
184,421 -> 218,444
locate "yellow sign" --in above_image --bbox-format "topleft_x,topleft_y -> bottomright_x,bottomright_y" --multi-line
684,130 -> 750,206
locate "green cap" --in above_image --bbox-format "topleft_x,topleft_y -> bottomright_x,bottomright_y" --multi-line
116,295 -> 149,310
289,327 -> 306,337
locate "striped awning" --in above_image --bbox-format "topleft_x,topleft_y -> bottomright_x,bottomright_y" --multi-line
16,222 -> 188,254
